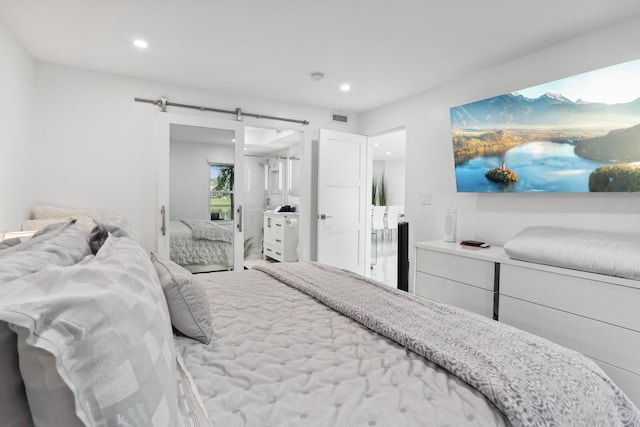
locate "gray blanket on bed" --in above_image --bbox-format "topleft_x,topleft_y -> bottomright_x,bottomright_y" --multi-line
254,262 -> 640,427
181,219 -> 232,243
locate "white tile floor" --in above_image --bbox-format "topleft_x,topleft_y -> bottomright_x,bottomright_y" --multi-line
245,238 -> 399,289
369,234 -> 398,288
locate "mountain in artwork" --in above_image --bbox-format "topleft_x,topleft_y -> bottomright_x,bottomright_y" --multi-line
450,92 -> 640,128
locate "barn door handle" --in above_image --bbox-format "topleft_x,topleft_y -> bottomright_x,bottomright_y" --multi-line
237,205 -> 243,232
160,205 -> 166,236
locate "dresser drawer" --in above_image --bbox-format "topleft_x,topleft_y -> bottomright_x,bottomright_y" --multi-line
416,248 -> 495,291
415,272 -> 494,318
501,264 -> 640,332
595,360 -> 640,407
264,244 -> 283,262
271,217 -> 285,236
500,295 -> 640,376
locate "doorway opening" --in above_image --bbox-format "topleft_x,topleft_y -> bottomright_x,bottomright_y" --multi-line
242,126 -> 303,269
367,128 -> 406,288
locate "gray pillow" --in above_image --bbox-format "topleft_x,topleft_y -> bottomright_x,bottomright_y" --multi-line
0,220 -> 91,284
0,322 -> 33,426
151,253 -> 213,344
95,216 -> 145,248
12,326 -> 82,426
32,220 -> 68,238
0,237 -> 22,251
1,236 -> 177,426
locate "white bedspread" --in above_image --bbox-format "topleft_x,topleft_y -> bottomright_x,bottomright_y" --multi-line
175,270 -> 508,427
169,221 -> 233,266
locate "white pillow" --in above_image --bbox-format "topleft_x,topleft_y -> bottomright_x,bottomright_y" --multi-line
504,226 -> 640,280
30,205 -> 101,220
151,253 -> 213,344
95,216 -> 146,248
0,235 -> 177,426
0,220 -> 91,284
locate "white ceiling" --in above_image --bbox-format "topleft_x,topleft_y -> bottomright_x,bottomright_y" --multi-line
371,129 -> 406,161
2,0 -> 640,113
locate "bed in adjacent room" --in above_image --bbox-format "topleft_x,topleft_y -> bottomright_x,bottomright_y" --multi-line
1,219 -> 639,426
169,219 -> 234,272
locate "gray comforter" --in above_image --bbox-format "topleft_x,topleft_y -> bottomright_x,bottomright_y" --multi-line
255,262 -> 640,426
181,219 -> 233,243
176,269 -> 508,426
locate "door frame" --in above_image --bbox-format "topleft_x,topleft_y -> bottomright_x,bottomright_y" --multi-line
365,126 -> 407,282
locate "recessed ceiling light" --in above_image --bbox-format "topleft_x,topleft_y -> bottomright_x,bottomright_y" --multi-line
386,151 -> 391,155
133,39 -> 149,49
340,83 -> 351,92
374,143 -> 379,147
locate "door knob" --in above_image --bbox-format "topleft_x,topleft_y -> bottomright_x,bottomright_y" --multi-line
319,214 -> 333,220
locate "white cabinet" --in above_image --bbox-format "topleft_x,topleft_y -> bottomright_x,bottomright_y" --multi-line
414,241 -> 501,319
498,261 -> 640,406
414,239 -> 640,405
263,212 -> 299,262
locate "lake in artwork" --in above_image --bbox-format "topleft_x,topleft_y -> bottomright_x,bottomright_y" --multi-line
455,141 -> 608,192
450,58 -> 640,193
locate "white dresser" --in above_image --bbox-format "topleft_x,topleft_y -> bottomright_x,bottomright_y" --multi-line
263,212 -> 299,262
414,240 -> 640,406
415,241 -> 502,319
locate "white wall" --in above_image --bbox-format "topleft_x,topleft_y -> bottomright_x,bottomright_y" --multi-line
0,17 -> 35,231
384,159 -> 405,206
358,16 -> 640,290
169,140 -> 234,220
28,62 -> 358,250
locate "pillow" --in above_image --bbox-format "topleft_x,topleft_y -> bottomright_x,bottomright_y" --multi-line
0,220 -> 91,284
0,236 -> 177,426
22,217 -> 96,232
89,223 -> 109,255
0,237 -> 22,251
151,253 -> 212,344
504,226 -> 640,280
0,322 -> 33,426
32,221 -> 68,238
95,216 -> 145,248
12,327 -> 82,426
30,205 -> 101,220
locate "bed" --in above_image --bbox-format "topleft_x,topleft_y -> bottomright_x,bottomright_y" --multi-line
1,219 -> 639,426
169,219 -> 234,272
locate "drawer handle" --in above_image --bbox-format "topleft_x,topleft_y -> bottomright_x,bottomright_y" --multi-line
276,223 -> 282,227
276,239 -> 282,243
275,251 -> 282,256
266,248 -> 272,252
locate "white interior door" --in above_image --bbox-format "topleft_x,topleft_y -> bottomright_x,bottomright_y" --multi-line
156,113 -> 245,271
317,129 -> 367,275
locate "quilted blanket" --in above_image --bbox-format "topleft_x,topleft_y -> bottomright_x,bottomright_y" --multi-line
180,219 -> 232,243
255,262 -> 640,427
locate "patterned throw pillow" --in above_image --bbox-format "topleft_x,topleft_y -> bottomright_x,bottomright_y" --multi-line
151,253 -> 213,344
95,216 -> 146,249
0,220 -> 91,284
0,236 -> 177,426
